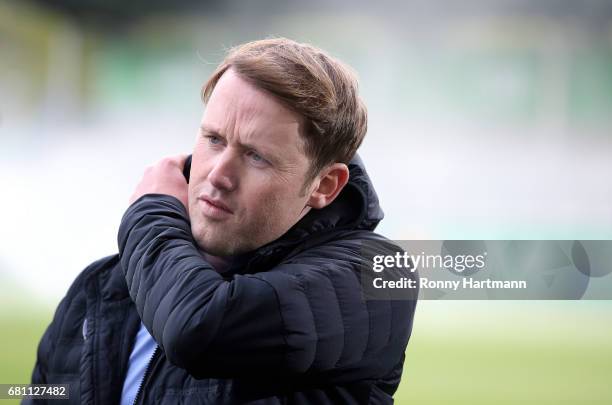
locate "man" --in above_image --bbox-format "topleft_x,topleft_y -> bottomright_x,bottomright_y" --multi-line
28,38 -> 417,404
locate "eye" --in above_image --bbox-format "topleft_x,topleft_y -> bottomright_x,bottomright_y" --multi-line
246,150 -> 269,166
207,135 -> 221,145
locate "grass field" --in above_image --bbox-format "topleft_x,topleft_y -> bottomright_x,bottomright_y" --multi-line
1,301 -> 611,404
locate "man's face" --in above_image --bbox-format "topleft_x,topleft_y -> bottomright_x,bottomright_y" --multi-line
188,69 -> 314,256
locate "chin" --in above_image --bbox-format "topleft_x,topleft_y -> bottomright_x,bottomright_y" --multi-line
190,220 -> 276,256
192,233 -> 240,257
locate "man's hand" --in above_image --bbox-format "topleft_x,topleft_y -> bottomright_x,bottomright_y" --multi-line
130,155 -> 189,209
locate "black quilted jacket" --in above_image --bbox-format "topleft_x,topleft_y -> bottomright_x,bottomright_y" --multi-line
27,156 -> 418,404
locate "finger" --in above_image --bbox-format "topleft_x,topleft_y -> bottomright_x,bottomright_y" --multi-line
169,154 -> 189,167
155,154 -> 189,171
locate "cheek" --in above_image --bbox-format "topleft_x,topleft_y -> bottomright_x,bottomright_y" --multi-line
188,145 -> 216,193
240,187 -> 271,218
187,183 -> 197,211
245,183 -> 306,224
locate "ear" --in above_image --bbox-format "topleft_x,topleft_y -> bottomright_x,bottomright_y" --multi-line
307,163 -> 350,209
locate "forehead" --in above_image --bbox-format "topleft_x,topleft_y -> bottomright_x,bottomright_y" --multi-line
202,70 -> 306,149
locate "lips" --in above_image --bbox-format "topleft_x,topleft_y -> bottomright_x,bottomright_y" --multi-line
198,195 -> 234,219
202,197 -> 233,213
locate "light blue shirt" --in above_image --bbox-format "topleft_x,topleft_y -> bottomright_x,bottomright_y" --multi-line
120,322 -> 158,405
120,254 -> 227,404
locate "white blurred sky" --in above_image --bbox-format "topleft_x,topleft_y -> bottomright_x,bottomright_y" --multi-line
1,119 -> 610,303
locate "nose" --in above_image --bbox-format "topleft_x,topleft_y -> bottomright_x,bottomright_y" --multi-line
208,150 -> 238,192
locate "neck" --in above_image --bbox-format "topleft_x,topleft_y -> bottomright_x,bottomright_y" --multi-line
202,252 -> 234,273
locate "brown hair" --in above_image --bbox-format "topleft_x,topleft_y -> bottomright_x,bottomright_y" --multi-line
201,37 -> 368,182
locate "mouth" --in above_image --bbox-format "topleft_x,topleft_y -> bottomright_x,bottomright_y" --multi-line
198,196 -> 234,218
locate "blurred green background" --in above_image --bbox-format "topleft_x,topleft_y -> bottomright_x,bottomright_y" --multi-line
3,301 -> 612,404
1,1 -> 611,404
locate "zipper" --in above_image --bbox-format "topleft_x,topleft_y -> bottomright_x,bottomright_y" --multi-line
133,346 -> 160,405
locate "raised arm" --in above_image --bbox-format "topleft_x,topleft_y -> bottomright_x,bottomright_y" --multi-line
118,194 -> 416,380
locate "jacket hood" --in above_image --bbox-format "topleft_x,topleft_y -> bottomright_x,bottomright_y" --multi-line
341,153 -> 385,230
300,153 -> 384,233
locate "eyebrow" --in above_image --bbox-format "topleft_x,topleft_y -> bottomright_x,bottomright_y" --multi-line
199,125 -> 281,164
